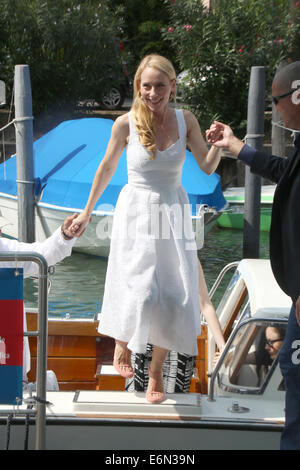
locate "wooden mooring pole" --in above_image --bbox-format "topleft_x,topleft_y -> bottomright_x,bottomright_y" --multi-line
272,62 -> 286,157
14,65 -> 35,242
243,66 -> 265,258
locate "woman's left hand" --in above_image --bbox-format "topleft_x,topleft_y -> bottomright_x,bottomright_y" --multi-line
69,213 -> 92,237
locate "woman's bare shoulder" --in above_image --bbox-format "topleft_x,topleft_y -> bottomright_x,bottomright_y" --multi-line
182,109 -> 201,133
114,112 -> 129,129
182,108 -> 197,123
111,113 -> 130,141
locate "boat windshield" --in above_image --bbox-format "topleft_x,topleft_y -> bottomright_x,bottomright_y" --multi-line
218,320 -> 286,393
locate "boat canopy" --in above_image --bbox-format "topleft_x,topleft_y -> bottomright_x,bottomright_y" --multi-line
0,117 -> 226,215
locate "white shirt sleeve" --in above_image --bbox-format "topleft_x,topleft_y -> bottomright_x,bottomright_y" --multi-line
0,228 -> 76,381
0,227 -> 76,277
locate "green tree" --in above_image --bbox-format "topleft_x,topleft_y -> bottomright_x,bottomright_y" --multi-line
0,0 -> 123,113
163,0 -> 300,136
290,0 -> 300,60
109,0 -> 178,77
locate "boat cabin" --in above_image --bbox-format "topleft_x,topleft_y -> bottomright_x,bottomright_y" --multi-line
207,259 -> 290,402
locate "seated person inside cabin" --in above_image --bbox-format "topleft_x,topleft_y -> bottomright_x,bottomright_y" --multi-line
220,323 -> 286,389
0,211 -> 78,385
248,325 -> 286,386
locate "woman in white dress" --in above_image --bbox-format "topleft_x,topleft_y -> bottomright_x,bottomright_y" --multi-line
70,54 -> 225,403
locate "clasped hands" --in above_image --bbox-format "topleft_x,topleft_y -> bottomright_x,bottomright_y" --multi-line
69,213 -> 92,238
205,121 -> 234,148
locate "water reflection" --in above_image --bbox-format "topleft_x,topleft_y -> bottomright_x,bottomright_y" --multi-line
24,228 -> 270,318
24,253 -> 107,318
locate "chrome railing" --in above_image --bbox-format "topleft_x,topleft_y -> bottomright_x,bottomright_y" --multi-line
208,261 -> 240,300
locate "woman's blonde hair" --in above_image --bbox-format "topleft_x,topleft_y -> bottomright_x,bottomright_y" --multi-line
131,54 -> 176,159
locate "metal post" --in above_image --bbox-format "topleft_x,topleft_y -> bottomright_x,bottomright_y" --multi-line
0,80 -> 6,106
34,253 -> 49,451
272,102 -> 285,156
243,66 -> 265,258
272,63 -> 286,157
14,65 -> 35,242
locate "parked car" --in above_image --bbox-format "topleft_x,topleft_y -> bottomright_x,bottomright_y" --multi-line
78,40 -> 131,111
98,85 -> 126,110
97,54 -> 131,110
78,73 -> 129,111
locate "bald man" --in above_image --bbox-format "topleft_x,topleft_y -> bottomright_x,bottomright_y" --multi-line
206,61 -> 300,450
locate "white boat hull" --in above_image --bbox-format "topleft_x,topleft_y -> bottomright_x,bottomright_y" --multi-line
0,192 -> 208,257
0,192 -> 111,257
0,391 -> 283,450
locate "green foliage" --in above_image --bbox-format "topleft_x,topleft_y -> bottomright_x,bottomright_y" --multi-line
163,0 -> 300,137
108,0 -> 177,77
0,0 -> 123,113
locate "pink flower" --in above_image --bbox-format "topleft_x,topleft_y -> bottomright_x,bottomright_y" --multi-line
184,24 -> 192,32
168,26 -> 174,33
238,45 -> 246,53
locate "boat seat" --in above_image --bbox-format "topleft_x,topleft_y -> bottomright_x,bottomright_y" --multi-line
95,364 -> 126,391
235,364 -> 259,387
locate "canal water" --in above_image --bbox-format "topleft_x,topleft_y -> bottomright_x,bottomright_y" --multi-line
24,227 -> 270,318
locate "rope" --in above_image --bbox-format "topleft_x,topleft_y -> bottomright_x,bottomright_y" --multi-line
24,402 -> 34,450
0,114 -> 34,183
31,395 -> 53,406
0,120 -> 15,133
2,394 -> 52,450
16,179 -> 35,185
245,133 -> 265,139
0,116 -> 34,133
23,396 -> 53,450
1,131 -> 5,179
1,82 -> 14,174
271,120 -> 300,139
7,82 -> 14,126
5,414 -> 13,450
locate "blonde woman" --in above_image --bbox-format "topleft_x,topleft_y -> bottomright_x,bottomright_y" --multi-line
70,54 -> 224,403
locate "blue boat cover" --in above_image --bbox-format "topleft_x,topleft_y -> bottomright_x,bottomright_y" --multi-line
0,118 -> 226,214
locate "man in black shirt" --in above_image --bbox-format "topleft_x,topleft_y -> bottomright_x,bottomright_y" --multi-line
206,61 -> 300,450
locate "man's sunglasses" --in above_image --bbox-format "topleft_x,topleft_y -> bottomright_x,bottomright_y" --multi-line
272,89 -> 297,105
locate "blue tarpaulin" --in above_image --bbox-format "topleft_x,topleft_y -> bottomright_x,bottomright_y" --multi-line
0,118 -> 226,214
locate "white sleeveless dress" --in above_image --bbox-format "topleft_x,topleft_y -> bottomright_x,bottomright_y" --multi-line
98,109 -> 201,356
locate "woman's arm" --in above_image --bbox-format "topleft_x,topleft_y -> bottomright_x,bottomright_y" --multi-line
206,120 -> 289,183
184,110 -> 222,175
197,259 -> 225,352
71,114 -> 129,236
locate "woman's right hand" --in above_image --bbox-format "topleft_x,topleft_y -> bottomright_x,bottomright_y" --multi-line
69,212 -> 91,237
